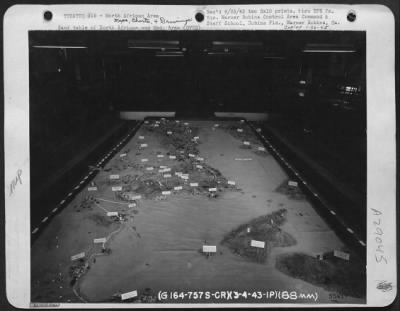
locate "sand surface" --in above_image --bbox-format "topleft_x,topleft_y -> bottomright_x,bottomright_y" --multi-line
31,120 -> 364,304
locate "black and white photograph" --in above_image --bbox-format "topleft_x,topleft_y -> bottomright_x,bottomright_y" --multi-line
28,30 -> 367,304
2,4 -> 397,309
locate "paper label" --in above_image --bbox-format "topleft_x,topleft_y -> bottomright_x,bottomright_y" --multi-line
169,155 -> 176,159
109,174 -> 120,179
167,131 -> 172,135
157,154 -> 164,158
250,240 -> 265,248
175,172 -> 182,176
107,212 -> 119,217
257,147 -> 266,151
138,136 -> 145,139
154,124 -> 159,127
237,129 -> 243,132
94,238 -> 106,244
188,153 -> 195,157
88,187 -> 97,191
121,290 -> 138,301
71,252 -> 85,261
196,157 -> 204,161
334,250 -> 350,260
120,153 -> 127,157
174,186 -> 183,191
193,136 -> 199,140
163,174 -> 171,178
227,181 -> 236,185
140,143 -> 148,147
243,141 -> 251,145
209,188 -> 217,192
196,165 -> 203,169
184,122 -> 189,126
162,191 -> 171,195
141,158 -> 149,162
288,181 -> 298,187
202,245 -> 217,253
214,124 -> 219,127
181,176 -> 189,180
235,158 -> 253,161
146,167 -> 154,171
128,203 -> 136,208
190,183 -> 198,187
112,186 -> 122,191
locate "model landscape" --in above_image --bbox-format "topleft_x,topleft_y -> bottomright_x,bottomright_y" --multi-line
31,119 -> 365,304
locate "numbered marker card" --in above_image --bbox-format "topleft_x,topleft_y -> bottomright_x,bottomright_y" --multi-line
3,3 -> 396,309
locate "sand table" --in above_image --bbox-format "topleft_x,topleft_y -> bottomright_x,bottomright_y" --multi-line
31,119 -> 365,304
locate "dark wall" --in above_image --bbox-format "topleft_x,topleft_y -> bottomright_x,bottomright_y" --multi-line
29,45 -> 121,190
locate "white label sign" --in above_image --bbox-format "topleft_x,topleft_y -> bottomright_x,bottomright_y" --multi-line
128,203 -> 136,208
237,129 -> 243,132
138,136 -> 145,139
157,154 -> 164,158
112,186 -> 122,191
140,143 -> 148,148
196,165 -> 203,169
184,122 -> 189,126
250,240 -> 265,248
214,124 -> 219,127
162,191 -> 171,195
334,250 -> 350,261
88,187 -> 97,191
227,181 -> 236,185
71,252 -> 85,261
163,174 -> 172,178
146,167 -> 154,171
193,136 -> 199,140
121,290 -> 138,300
175,172 -> 182,176
94,238 -> 106,244
288,181 -> 298,187
181,176 -> 189,180
141,158 -> 148,162
109,174 -> 120,179
196,157 -> 204,161
167,131 -> 172,135
209,188 -> 217,192
202,245 -> 217,253
257,147 -> 266,151
169,155 -> 176,159
188,153 -> 195,158
235,158 -> 253,161
174,186 -> 183,191
190,183 -> 198,187
120,153 -> 127,157
243,141 -> 250,145
107,212 -> 119,217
